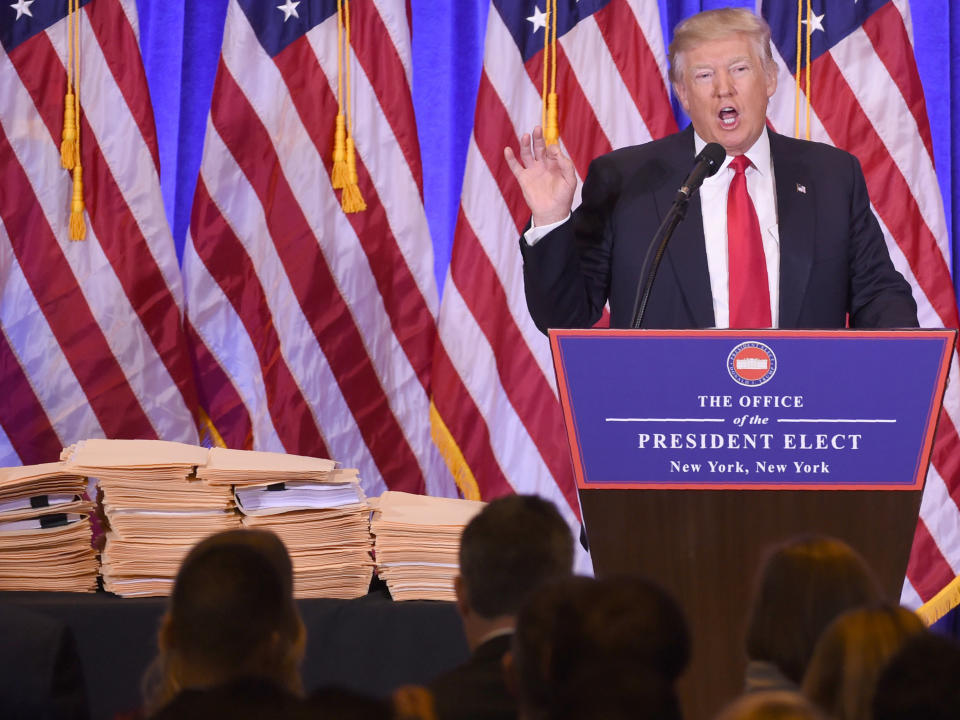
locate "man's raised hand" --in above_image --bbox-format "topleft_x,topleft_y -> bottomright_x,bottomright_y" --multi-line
503,126 -> 577,227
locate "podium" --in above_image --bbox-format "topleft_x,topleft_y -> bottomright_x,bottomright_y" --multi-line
550,329 -> 954,720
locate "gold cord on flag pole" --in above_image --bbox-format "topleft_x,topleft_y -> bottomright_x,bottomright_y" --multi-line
68,0 -> 86,241
331,0 -> 348,189
794,0 -> 802,138
804,0 -> 812,140
544,0 -> 559,146
61,0 -> 78,169
339,0 -> 366,213
540,2 -> 549,132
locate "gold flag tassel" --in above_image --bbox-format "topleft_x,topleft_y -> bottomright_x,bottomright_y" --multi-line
61,0 -> 78,169
69,165 -> 86,241
68,0 -> 85,241
340,0 -> 366,213
543,0 -> 559,146
331,0 -> 348,189
538,0 -> 560,146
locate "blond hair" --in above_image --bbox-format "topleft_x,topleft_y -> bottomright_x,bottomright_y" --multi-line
802,606 -> 926,720
668,8 -> 775,86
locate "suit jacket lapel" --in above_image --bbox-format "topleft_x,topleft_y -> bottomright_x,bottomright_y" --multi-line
660,128 -> 715,328
770,132 -> 816,328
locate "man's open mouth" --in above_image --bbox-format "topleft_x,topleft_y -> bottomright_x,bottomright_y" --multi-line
719,107 -> 739,127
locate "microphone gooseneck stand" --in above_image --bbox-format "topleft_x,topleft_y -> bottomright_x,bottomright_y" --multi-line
629,142 -> 726,329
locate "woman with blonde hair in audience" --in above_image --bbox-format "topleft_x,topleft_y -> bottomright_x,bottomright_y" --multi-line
801,605 -> 925,720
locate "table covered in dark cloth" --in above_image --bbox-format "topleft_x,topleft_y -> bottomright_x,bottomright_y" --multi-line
0,587 -> 469,720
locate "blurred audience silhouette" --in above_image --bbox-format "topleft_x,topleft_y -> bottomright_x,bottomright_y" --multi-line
143,529 -> 305,717
744,535 -> 883,692
430,494 -> 575,720
510,574 -> 690,720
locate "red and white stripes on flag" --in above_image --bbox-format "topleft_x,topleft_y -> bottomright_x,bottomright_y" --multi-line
430,0 -> 677,558
184,0 -> 456,498
0,0 -> 199,465
764,0 -> 960,620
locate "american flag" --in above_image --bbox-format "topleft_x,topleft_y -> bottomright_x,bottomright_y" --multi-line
762,0 -> 960,620
430,0 -> 677,567
0,0 -> 199,464
183,0 -> 457,498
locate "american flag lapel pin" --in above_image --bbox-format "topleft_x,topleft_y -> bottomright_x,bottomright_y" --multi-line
796,183 -> 807,194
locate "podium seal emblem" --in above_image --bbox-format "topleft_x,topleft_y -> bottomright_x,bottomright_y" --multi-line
727,342 -> 777,387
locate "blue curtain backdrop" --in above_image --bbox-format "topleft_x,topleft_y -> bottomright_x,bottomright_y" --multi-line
135,0 -> 959,632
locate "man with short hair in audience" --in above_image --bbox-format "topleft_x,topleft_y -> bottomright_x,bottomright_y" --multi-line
143,529 -> 307,718
430,495 -> 575,720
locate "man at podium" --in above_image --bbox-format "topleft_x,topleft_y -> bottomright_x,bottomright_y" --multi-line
505,8 -> 918,333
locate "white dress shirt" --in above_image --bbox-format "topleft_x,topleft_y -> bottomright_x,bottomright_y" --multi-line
698,129 -> 780,328
524,128 -> 781,328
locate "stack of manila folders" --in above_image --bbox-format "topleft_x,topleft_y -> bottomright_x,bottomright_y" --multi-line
0,440 -> 487,600
371,491 -> 485,601
0,463 -> 98,592
62,439 -> 237,597
197,447 -> 373,599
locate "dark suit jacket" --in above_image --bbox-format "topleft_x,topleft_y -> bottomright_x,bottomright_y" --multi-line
0,604 -> 89,720
430,633 -> 515,720
520,126 -> 918,331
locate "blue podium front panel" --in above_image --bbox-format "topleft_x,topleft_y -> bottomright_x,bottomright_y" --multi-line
550,330 -> 954,490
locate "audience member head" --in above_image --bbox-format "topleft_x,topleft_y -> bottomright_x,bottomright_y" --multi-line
802,605 -> 925,720
144,529 -> 305,715
714,691 -> 829,720
455,494 -> 573,648
745,535 -> 883,685
872,631 -> 960,720
511,575 -> 690,720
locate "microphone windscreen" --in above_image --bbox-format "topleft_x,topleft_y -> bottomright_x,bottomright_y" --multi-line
699,142 -> 726,178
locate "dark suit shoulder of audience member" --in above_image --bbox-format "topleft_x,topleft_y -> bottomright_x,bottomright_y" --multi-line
511,575 -> 690,720
802,604 -> 925,720
0,602 -> 89,720
872,631 -> 960,720
430,633 -> 514,720
745,535 -> 883,689
714,691 -> 829,720
431,495 -> 574,720
150,676 -> 310,720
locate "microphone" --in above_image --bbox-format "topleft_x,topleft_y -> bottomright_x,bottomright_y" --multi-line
629,142 -> 726,329
675,142 -> 725,201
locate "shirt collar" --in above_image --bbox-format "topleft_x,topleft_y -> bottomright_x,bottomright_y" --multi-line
695,127 -> 771,186
476,627 -> 515,646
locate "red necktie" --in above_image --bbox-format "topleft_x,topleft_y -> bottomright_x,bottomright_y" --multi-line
727,155 -> 771,328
